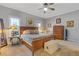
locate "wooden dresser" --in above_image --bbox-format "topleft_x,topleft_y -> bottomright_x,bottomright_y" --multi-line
53,25 -> 64,40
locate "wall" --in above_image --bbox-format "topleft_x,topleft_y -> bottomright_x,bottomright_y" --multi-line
0,5 -> 45,29
1,4 -> 79,42
46,10 -> 79,42
0,5 -> 45,43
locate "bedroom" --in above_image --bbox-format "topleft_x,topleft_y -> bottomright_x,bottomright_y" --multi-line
0,3 -> 79,56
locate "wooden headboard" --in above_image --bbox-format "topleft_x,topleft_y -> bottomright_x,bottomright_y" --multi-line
20,26 -> 38,35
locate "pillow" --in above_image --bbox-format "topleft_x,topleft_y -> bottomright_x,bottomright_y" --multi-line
29,30 -> 39,34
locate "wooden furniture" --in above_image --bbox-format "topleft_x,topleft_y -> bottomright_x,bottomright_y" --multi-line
20,26 -> 53,55
20,35 -> 53,56
53,25 -> 64,40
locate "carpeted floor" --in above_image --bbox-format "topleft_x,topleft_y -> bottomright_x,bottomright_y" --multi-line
34,46 -> 79,56
0,45 -> 79,56
0,45 -> 32,56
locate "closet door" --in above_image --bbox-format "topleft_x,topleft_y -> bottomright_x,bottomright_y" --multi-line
0,19 -> 7,47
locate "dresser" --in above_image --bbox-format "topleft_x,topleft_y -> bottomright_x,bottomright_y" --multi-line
53,25 -> 64,40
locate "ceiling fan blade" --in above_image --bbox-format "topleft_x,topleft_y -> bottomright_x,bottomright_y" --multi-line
48,3 -> 54,6
48,7 -> 55,10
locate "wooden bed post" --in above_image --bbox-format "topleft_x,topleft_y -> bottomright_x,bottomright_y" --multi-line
32,48 -> 34,56
32,42 -> 34,56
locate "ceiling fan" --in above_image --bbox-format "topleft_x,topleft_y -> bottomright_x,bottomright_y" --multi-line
38,3 -> 55,13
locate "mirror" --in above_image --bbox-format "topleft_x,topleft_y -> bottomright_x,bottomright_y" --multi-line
0,18 -> 7,47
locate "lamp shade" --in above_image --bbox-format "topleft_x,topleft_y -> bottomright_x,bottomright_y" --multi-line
9,26 -> 16,30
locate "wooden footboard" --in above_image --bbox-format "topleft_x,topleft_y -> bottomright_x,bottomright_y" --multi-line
20,39 -> 44,56
32,38 -> 44,55
20,39 -> 32,51
20,35 -> 53,56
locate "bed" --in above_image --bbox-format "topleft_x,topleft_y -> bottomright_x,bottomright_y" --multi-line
20,26 -> 53,55
21,33 -> 53,55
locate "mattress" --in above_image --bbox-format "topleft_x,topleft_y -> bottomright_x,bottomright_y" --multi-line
21,34 -> 32,46
21,33 -> 53,46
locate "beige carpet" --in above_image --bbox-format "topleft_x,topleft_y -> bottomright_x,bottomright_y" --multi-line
0,45 -> 79,56
34,47 -> 79,56
0,45 -> 32,56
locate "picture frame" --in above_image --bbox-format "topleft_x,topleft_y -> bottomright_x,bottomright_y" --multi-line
56,18 -> 61,24
28,19 -> 33,25
48,23 -> 51,28
27,16 -> 34,26
67,20 -> 74,27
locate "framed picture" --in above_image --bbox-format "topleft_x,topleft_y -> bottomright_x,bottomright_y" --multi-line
27,16 -> 33,26
28,19 -> 33,25
48,23 -> 51,28
56,18 -> 61,24
67,20 -> 74,27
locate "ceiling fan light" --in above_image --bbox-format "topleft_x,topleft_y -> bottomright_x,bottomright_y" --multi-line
44,8 -> 48,11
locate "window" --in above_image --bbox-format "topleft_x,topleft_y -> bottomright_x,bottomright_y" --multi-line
37,22 -> 41,32
10,18 -> 20,27
38,23 -> 41,28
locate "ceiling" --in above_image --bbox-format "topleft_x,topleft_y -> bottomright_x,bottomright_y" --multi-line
0,3 -> 79,19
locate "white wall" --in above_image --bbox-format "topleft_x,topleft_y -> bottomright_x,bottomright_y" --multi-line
0,5 -> 45,28
46,10 -> 79,42
1,4 -> 79,43
0,5 -> 46,43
